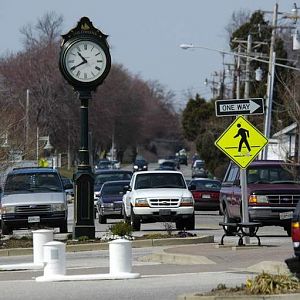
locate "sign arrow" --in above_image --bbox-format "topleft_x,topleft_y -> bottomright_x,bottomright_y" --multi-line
215,98 -> 264,117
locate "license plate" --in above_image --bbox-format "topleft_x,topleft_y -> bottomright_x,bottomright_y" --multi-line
159,209 -> 171,216
28,216 -> 40,223
279,211 -> 293,220
202,194 -> 211,199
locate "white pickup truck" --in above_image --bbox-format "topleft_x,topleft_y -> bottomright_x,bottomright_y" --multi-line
122,170 -> 195,231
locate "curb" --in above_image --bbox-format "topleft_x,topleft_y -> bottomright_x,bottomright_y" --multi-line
139,252 -> 216,265
0,235 -> 213,257
177,293 -> 300,299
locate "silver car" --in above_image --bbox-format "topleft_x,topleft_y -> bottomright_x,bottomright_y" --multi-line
1,167 -> 69,235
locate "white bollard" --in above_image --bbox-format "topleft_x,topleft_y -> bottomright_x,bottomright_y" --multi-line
109,238 -> 132,274
32,229 -> 54,265
43,241 -> 66,277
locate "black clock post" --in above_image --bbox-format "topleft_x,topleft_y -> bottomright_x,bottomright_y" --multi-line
59,17 -> 111,239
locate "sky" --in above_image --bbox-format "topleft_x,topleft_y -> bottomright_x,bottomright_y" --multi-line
1,0 -> 299,109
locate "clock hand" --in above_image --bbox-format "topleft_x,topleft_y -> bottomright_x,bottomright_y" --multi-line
70,60 -> 87,71
70,52 -> 88,70
77,52 -> 87,63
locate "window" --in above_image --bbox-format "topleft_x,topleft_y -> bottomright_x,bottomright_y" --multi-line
5,173 -> 62,193
101,183 -> 125,195
135,173 -> 186,189
224,164 -> 239,183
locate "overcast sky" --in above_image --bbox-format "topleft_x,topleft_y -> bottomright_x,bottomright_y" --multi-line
1,1 -> 299,108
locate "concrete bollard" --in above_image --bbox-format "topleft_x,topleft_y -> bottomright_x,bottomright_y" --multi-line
43,241 -> 66,277
109,238 -> 132,274
0,229 -> 54,271
36,238 -> 140,281
32,229 -> 54,265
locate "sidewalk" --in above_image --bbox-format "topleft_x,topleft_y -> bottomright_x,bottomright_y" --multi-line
140,240 -> 299,275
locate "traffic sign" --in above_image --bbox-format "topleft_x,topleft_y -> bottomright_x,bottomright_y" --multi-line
215,98 -> 264,117
215,115 -> 268,169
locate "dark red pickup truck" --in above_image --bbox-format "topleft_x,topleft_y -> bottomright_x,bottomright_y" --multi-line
219,160 -> 300,236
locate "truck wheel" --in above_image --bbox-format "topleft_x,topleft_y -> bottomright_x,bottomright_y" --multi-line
130,207 -> 141,231
223,207 -> 237,235
1,221 -> 12,235
59,221 -> 68,233
175,219 -> 185,230
123,205 -> 130,224
185,214 -> 195,230
98,214 -> 107,224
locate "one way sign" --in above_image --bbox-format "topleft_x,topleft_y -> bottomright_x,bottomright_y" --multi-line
215,98 -> 264,117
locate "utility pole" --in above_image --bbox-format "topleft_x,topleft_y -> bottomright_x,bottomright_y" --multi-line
240,34 -> 252,244
24,89 -> 29,159
262,3 -> 278,159
236,44 -> 241,99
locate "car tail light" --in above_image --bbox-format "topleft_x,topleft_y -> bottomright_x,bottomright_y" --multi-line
292,222 -> 300,242
192,191 -> 202,200
211,192 -> 219,198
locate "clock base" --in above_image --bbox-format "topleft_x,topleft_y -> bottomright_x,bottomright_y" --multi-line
73,225 -> 95,240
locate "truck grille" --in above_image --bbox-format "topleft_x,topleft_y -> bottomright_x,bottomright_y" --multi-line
149,198 -> 179,207
267,195 -> 300,205
15,205 -> 52,213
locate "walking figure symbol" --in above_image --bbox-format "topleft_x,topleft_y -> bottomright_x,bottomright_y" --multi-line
233,123 -> 251,154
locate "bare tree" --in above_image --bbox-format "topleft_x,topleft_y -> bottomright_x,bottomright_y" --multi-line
225,9 -> 251,42
20,11 -> 63,49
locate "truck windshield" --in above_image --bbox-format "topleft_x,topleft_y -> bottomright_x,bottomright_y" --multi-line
4,173 -> 63,193
247,165 -> 300,184
135,173 -> 186,189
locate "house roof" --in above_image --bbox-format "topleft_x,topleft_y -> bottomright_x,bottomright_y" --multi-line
272,123 -> 297,137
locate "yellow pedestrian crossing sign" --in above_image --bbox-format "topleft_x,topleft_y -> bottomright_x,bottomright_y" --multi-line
215,115 -> 268,169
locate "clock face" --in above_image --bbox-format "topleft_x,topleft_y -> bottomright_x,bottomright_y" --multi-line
64,40 -> 107,83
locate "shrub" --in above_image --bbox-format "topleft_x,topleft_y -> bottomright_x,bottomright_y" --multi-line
245,272 -> 300,295
109,221 -> 133,238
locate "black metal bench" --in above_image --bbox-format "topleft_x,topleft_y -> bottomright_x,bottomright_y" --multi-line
219,221 -> 262,246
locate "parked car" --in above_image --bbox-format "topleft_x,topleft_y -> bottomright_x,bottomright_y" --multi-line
122,170 -> 195,231
291,200 -> 300,259
133,159 -> 148,172
96,180 -> 130,224
192,160 -> 208,178
189,178 -> 221,210
219,160 -> 300,236
0,167 -> 70,235
157,160 -> 179,171
94,170 -> 133,215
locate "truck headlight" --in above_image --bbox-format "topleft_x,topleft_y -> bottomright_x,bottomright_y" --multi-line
133,165 -> 138,170
249,195 -> 268,204
134,198 -> 149,207
1,206 -> 15,214
180,197 -> 194,206
52,204 -> 66,211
